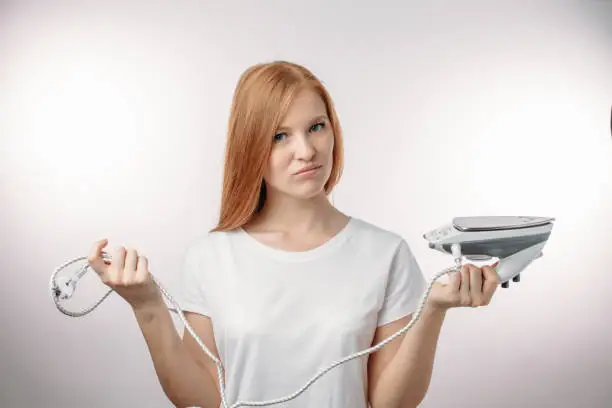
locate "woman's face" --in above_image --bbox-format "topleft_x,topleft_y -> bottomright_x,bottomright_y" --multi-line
263,88 -> 334,199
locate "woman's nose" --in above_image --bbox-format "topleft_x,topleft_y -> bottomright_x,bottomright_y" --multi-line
294,134 -> 315,159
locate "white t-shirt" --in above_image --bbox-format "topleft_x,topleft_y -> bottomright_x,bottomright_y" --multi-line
169,216 -> 427,408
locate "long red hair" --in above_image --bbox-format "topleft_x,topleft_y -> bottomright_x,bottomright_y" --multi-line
210,61 -> 344,233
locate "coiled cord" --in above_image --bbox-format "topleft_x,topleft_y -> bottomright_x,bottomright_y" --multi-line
50,251 -> 460,408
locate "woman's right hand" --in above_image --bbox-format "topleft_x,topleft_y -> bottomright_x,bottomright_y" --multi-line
87,238 -> 163,311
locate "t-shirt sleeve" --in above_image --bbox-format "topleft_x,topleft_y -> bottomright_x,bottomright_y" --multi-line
167,242 -> 211,317
377,238 -> 428,326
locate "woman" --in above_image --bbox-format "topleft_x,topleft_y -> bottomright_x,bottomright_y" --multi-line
87,60 -> 501,408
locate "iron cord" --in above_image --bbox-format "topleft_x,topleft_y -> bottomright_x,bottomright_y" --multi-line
50,252 -> 459,408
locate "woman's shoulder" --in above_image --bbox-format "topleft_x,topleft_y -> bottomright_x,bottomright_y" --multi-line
350,216 -> 407,244
178,228 -> 239,259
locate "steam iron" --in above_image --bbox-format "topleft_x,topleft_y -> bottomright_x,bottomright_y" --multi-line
423,216 -> 555,287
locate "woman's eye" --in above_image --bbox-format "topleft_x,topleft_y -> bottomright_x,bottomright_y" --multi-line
273,133 -> 286,143
310,122 -> 325,132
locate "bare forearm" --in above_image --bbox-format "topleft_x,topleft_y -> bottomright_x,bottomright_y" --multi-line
372,305 -> 447,408
133,303 -> 220,408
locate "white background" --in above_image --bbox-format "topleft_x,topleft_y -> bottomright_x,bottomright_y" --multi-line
1,1 -> 611,407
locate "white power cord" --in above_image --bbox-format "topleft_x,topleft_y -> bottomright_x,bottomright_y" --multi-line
50,248 -> 464,408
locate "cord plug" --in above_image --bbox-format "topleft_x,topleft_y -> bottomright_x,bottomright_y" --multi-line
52,275 -> 77,301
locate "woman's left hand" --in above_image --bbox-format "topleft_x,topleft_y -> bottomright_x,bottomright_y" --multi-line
427,262 -> 501,311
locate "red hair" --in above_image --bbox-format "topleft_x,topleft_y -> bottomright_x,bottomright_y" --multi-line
210,61 -> 344,233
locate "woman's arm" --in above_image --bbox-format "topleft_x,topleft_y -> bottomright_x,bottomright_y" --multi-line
367,304 -> 447,408
133,303 -> 221,408
368,263 -> 500,408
